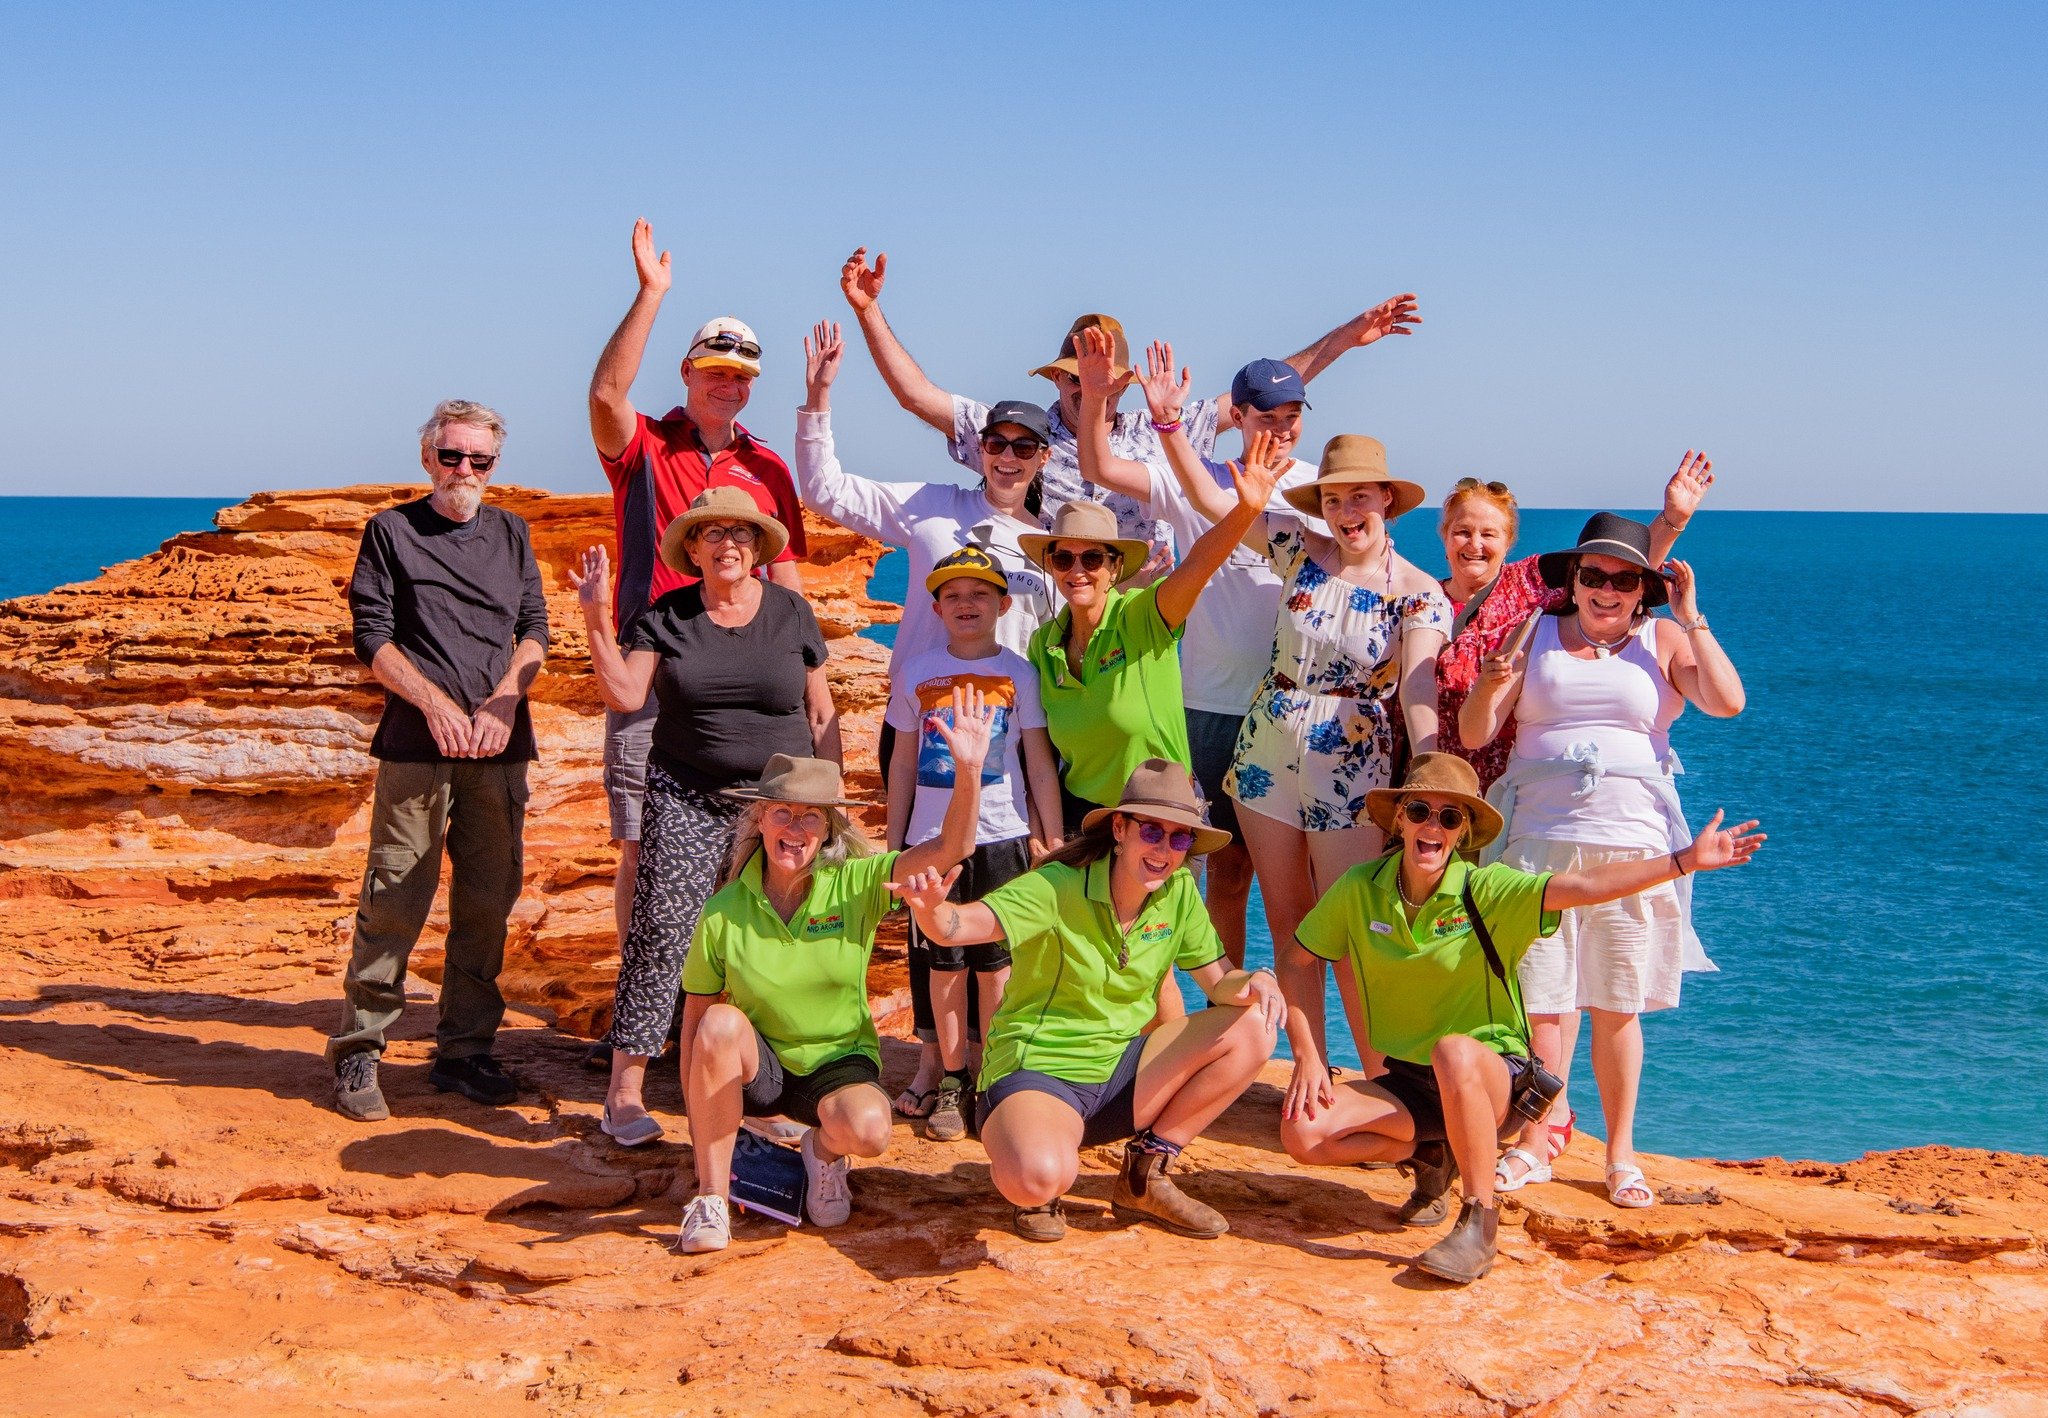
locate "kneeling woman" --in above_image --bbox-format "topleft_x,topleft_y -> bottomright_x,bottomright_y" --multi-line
674,690 -> 993,1253
893,759 -> 1284,1243
1277,754 -> 1760,1284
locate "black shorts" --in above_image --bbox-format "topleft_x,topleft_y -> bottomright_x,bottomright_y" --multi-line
1372,1052 -> 1535,1144
1059,780 -> 1110,839
741,1023 -> 884,1127
908,836 -> 1027,972
1183,708 -> 1244,839
976,1035 -> 1146,1148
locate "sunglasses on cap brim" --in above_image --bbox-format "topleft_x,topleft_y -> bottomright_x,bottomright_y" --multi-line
690,333 -> 762,361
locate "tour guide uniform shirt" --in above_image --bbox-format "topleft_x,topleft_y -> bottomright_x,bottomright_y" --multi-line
682,849 -> 901,1076
1296,856 -> 1561,1066
976,858 -> 1225,1088
600,407 -> 806,635
1025,583 -> 1191,810
348,498 -> 551,762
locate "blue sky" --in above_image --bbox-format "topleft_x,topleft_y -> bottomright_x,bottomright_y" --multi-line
1,3 -> 2041,510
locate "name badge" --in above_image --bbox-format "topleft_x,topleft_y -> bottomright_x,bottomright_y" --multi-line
1369,920 -> 1394,935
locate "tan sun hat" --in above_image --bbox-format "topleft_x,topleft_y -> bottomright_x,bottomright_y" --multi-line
1364,752 -> 1504,850
658,486 -> 790,575
1029,313 -> 1131,382
1080,758 -> 1232,857
1018,499 -> 1151,586
1282,434 -> 1427,521
722,754 -> 869,807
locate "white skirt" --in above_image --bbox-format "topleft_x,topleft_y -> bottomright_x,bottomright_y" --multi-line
1502,838 -> 1686,1015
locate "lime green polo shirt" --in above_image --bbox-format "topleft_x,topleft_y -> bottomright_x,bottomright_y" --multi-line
682,848 -> 900,1076
1026,583 -> 1190,809
1296,855 -> 1560,1066
977,857 -> 1226,1087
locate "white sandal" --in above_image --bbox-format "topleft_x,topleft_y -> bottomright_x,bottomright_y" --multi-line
1494,1147 -> 1552,1192
1605,1162 -> 1655,1209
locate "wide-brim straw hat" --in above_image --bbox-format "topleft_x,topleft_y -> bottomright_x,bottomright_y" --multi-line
1536,511 -> 1669,608
722,754 -> 868,807
1029,313 -> 1131,382
1080,758 -> 1233,857
1281,434 -> 1427,521
1018,499 -> 1151,585
658,486 -> 790,576
1364,752 -> 1504,850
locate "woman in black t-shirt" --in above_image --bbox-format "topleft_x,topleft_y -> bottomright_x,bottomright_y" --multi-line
573,487 -> 842,1145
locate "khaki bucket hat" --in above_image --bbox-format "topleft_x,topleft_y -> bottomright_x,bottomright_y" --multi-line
722,754 -> 868,808
1364,752 -> 1504,850
1018,499 -> 1151,585
1282,434 -> 1427,521
1030,313 -> 1131,382
658,486 -> 791,575
1080,758 -> 1233,857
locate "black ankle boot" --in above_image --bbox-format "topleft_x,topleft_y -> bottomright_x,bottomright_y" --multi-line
1396,1141 -> 1459,1227
1413,1199 -> 1499,1284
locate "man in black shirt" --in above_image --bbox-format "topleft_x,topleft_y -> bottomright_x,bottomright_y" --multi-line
327,399 -> 550,1121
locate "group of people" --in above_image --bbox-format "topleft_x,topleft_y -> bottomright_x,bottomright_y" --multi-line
323,221 -> 1764,1286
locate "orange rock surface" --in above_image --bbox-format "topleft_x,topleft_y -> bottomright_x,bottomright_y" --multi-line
2,488 -> 2043,1415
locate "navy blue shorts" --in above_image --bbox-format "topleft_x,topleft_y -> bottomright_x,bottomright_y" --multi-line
976,1035 -> 1147,1147
1183,708 -> 1244,839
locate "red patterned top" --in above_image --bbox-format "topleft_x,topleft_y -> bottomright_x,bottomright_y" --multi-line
1436,555 -> 1567,791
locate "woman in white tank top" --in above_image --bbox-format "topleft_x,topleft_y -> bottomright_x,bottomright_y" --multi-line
1458,513 -> 1746,1210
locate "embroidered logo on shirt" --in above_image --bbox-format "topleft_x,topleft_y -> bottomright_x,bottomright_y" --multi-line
804,914 -> 843,936
1096,646 -> 1126,672
1435,912 -> 1471,934
1137,922 -> 1173,944
1369,920 -> 1394,935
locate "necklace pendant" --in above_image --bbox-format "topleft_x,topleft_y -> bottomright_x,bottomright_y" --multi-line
1595,645 -> 1610,659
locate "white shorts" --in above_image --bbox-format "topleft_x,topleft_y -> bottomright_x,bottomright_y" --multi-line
1503,838 -> 1685,1015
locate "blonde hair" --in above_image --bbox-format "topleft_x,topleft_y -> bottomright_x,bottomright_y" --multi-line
720,801 -> 874,888
418,399 -> 507,453
1439,477 -> 1518,544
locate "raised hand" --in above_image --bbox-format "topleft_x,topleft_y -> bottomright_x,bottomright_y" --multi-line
1685,809 -> 1765,872
840,247 -> 886,313
1134,538 -> 1173,583
884,864 -> 964,917
1227,429 -> 1283,513
569,545 -> 612,618
931,683 -> 996,779
1139,340 -> 1191,423
632,219 -> 671,297
1075,325 -> 1130,402
804,320 -> 844,399
1348,292 -> 1421,346
1663,558 -> 1701,623
1663,450 -> 1714,528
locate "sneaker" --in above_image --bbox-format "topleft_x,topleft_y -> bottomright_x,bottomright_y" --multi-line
599,1104 -> 664,1147
800,1127 -> 852,1227
333,1051 -> 389,1122
676,1193 -> 730,1253
1012,1200 -> 1067,1243
926,1073 -> 968,1142
428,1053 -> 518,1106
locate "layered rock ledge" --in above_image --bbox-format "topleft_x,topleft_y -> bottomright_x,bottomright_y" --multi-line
0,489 -> 2042,1415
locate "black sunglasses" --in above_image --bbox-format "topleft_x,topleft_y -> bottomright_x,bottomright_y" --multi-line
433,448 -> 497,472
1576,564 -> 1646,593
979,434 -> 1046,458
690,332 -> 762,360
1044,546 -> 1119,573
1399,800 -> 1468,831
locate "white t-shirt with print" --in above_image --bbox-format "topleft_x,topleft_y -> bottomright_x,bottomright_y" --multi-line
884,645 -> 1046,846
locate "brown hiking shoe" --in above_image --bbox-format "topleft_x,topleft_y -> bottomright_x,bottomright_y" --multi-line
926,1074 -> 968,1142
1111,1145 -> 1228,1238
1414,1199 -> 1500,1284
1396,1141 -> 1459,1227
1012,1201 -> 1067,1242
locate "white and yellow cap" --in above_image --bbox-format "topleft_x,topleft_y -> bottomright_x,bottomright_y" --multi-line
685,317 -> 762,376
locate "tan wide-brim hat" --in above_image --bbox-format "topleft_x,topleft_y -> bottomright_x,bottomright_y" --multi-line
658,486 -> 790,575
1364,752 -> 1504,850
722,754 -> 869,808
1080,758 -> 1233,857
1282,434 -> 1427,521
1018,499 -> 1150,586
1029,313 -> 1131,382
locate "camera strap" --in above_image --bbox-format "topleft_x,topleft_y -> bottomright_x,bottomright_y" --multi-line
1462,875 -> 1535,1054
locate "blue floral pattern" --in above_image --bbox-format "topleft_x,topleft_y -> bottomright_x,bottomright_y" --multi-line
1227,523 -> 1452,831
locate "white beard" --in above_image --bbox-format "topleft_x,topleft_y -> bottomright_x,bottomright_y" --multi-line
433,484 -> 483,521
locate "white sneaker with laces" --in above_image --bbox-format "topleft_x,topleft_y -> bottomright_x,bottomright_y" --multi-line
676,1193 -> 730,1253
801,1127 -> 852,1227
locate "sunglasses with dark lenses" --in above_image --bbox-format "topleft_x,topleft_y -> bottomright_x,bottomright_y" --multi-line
1399,800 -> 1468,831
1452,476 -> 1512,497
1575,564 -> 1646,593
1134,821 -> 1198,852
1044,546 -> 1119,574
691,332 -> 762,360
434,449 -> 498,472
979,434 -> 1046,458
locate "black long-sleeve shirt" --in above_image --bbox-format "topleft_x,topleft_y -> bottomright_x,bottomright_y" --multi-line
349,498 -> 550,762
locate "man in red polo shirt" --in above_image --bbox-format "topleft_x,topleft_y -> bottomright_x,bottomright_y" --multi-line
587,218 -> 808,1053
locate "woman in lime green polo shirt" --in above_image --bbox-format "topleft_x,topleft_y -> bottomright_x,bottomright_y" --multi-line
893,759 -> 1286,1244
673,688 -> 993,1254
1275,753 -> 1762,1284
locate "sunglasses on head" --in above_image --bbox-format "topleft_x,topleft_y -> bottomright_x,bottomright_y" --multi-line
433,448 -> 497,472
691,332 -> 762,360
1452,476 -> 1512,497
1133,820 -> 1198,852
1044,546 -> 1119,573
1399,800 -> 1468,831
1575,564 -> 1646,593
693,523 -> 759,546
979,433 -> 1046,458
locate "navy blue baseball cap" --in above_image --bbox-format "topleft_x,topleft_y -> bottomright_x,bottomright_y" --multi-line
1230,358 -> 1310,412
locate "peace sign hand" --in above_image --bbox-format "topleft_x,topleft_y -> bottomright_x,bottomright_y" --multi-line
1139,340 -> 1190,423
1685,809 -> 1765,872
840,247 -> 886,312
631,219 -> 671,297
1227,430 -> 1283,512
931,683 -> 996,779
1663,450 -> 1715,528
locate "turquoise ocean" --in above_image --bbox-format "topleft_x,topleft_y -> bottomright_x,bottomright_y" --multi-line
9,497 -> 2045,1162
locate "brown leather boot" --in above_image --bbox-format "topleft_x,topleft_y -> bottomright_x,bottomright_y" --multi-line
1111,1143 -> 1228,1238
1396,1141 -> 1460,1228
1413,1199 -> 1500,1284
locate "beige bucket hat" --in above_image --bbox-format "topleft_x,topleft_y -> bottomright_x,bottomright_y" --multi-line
722,754 -> 868,808
1282,434 -> 1427,521
1018,499 -> 1151,585
1364,752 -> 1504,850
658,486 -> 790,575
1080,758 -> 1233,857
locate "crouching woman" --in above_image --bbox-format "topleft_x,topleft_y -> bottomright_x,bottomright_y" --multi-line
892,759 -> 1283,1243
674,689 -> 993,1253
1276,753 -> 1761,1284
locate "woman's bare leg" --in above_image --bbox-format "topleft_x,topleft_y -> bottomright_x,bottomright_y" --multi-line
1131,1002 -> 1277,1145
981,1092 -> 1086,1207
814,1083 -> 892,1163
1307,823 -> 1386,1074
684,1004 -> 760,1196
1430,1034 -> 1512,1205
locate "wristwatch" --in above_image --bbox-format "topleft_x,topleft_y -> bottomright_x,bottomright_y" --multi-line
1675,615 -> 1709,633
